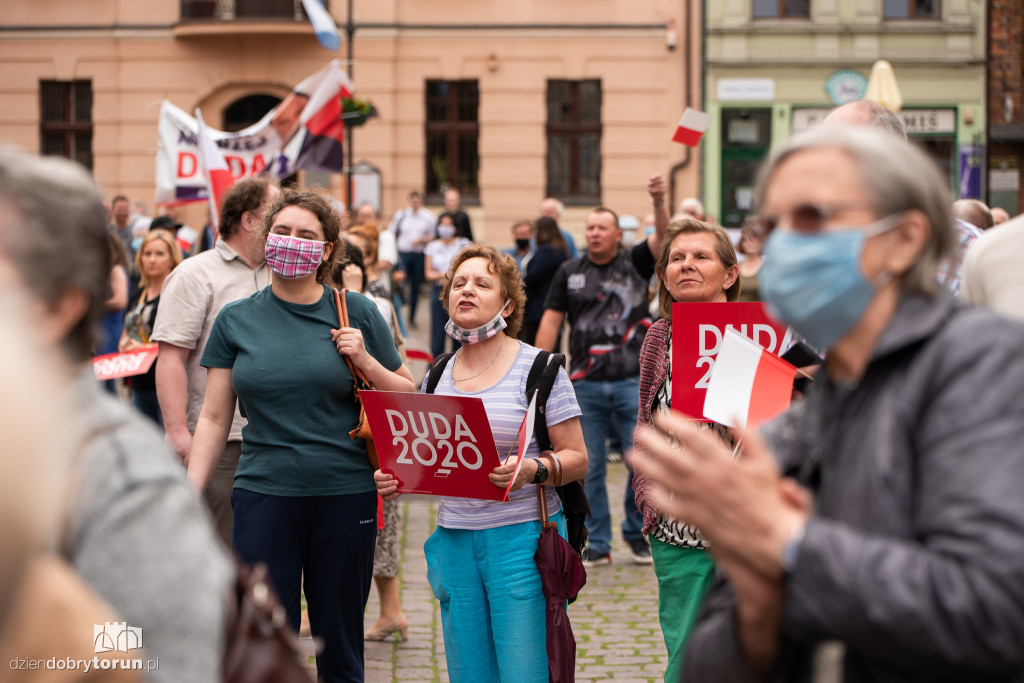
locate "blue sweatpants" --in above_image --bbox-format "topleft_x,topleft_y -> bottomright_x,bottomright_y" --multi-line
424,511 -> 566,683
231,488 -> 377,683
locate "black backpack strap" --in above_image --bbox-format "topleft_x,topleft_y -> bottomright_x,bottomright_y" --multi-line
525,351 -> 565,452
526,350 -> 590,558
425,352 -> 456,394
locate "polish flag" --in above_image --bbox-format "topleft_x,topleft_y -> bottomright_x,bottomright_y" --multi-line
702,328 -> 795,429
286,62 -> 354,174
300,0 -> 340,51
194,108 -> 235,232
503,391 -> 538,502
672,108 -> 711,147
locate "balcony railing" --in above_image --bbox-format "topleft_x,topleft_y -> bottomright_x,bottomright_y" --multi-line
180,0 -> 326,21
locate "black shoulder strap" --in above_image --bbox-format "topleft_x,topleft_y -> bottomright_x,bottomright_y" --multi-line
425,352 -> 456,394
526,351 -> 566,452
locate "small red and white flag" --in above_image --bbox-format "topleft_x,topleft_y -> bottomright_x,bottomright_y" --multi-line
195,108 -> 235,232
702,328 -> 795,429
672,108 -> 711,147
502,391 -> 538,502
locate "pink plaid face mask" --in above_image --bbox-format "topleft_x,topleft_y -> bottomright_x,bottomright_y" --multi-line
265,233 -> 326,280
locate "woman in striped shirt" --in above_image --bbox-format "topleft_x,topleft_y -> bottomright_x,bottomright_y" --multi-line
375,245 -> 587,683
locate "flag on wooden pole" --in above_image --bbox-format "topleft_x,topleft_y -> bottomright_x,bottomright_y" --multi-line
194,108 -> 235,232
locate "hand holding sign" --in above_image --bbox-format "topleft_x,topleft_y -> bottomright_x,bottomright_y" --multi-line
494,390 -> 539,501
360,391 -> 505,501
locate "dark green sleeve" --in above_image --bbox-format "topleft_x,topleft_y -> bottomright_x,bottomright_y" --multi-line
199,301 -> 239,369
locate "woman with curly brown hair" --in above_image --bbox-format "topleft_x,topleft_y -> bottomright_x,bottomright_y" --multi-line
187,188 -> 415,683
374,245 -> 588,683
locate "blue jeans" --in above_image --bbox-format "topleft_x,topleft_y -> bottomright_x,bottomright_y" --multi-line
131,387 -> 163,428
400,251 -> 425,323
424,511 -> 566,683
573,377 -> 644,556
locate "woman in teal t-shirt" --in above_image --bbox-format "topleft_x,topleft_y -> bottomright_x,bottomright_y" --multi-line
187,189 -> 415,683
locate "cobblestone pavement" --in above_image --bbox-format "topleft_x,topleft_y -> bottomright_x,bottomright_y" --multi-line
299,293 -> 668,681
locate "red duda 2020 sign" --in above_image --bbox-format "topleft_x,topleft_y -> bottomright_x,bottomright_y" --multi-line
359,390 -> 505,501
670,302 -> 790,421
93,345 -> 160,380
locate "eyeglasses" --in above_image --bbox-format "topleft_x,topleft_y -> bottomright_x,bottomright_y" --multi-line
759,203 -> 875,234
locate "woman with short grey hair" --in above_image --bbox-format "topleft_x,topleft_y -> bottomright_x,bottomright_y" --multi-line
632,126 -> 1024,682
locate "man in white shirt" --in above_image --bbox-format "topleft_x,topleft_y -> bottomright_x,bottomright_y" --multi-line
152,178 -> 280,546
388,190 -> 436,328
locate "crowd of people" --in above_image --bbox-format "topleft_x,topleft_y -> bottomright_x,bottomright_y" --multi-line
6,93 -> 1024,683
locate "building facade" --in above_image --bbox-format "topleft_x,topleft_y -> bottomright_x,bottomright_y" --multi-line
988,0 -> 1023,215
1,0 -> 703,245
704,0 -> 987,227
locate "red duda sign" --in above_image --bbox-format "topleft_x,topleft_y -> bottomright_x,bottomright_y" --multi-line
93,345 -> 160,380
670,302 -> 790,421
359,390 -> 505,501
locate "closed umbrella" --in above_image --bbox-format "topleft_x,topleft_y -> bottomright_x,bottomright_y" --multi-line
864,59 -> 903,113
534,486 -> 587,683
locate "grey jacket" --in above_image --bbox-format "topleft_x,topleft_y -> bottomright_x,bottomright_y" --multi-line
685,294 -> 1024,683
64,373 -> 233,683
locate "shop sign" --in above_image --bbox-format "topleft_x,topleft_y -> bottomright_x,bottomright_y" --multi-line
718,78 -> 775,102
899,109 -> 956,134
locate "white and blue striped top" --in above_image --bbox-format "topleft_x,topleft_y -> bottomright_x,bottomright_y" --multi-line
424,341 -> 582,530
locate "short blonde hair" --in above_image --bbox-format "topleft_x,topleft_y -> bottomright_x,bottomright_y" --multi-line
440,245 -> 525,339
656,219 -> 740,318
133,230 -> 184,287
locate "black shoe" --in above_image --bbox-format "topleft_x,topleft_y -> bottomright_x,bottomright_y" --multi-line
628,538 -> 653,565
582,548 -> 612,567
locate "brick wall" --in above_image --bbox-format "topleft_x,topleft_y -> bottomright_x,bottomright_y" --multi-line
990,0 -> 1023,126
988,0 -> 1024,213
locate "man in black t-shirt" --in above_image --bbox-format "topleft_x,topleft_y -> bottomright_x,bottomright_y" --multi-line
537,176 -> 670,566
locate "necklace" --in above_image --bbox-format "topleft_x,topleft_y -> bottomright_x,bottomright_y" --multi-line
452,339 -> 505,383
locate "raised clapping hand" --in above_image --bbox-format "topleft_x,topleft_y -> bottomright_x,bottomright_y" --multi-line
630,411 -> 812,671
647,173 -> 667,203
632,410 -> 810,578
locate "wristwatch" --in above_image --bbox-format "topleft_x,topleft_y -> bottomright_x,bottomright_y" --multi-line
532,460 -> 549,485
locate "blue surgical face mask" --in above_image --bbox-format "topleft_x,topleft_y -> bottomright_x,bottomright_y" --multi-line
131,236 -> 144,253
758,214 -> 902,349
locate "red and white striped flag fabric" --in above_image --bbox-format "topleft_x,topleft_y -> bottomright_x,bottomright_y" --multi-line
502,390 -> 538,502
194,108 -> 235,232
282,61 -> 354,174
702,327 -> 795,429
672,108 -> 711,147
